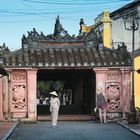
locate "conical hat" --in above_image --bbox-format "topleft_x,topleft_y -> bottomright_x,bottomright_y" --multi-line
49,91 -> 58,97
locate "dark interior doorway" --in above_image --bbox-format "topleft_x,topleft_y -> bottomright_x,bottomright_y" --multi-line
37,69 -> 96,115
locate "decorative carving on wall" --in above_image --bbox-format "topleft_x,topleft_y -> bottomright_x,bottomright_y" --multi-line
106,73 -> 120,81
12,71 -> 26,82
12,85 -> 26,109
106,83 -> 120,112
11,71 -> 27,118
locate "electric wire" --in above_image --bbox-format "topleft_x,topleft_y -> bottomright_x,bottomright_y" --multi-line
21,0 -> 132,5
0,1 -> 133,17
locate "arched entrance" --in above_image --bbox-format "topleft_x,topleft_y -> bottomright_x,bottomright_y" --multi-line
37,69 -> 96,119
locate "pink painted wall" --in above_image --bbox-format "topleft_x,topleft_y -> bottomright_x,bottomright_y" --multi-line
94,67 -> 131,118
0,76 -> 9,121
121,69 -> 131,115
3,76 -> 9,120
94,68 -> 106,91
10,70 -> 28,119
27,70 -> 37,121
9,69 -> 37,121
0,78 -> 3,121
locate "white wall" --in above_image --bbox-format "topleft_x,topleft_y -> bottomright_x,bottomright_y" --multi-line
111,6 -> 140,52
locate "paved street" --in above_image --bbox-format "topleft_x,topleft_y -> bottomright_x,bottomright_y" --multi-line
8,121 -> 140,140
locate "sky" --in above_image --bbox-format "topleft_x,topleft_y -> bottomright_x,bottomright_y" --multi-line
0,0 -> 134,51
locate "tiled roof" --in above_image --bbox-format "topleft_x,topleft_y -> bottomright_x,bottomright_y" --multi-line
3,45 -> 131,68
1,18 -> 132,69
110,0 -> 140,18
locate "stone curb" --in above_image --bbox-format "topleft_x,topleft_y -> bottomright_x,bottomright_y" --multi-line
1,122 -> 19,140
118,121 -> 140,136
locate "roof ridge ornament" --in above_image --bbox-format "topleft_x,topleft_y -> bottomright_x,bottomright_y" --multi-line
53,15 -> 68,37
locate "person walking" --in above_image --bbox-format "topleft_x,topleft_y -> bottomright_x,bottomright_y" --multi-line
49,91 -> 60,128
96,87 -> 107,123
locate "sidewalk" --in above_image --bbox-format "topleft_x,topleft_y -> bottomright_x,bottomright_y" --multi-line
0,121 -> 19,140
0,121 -> 139,140
118,121 -> 140,136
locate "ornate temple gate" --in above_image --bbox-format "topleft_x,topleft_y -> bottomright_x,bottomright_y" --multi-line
0,66 -> 131,121
0,17 -> 132,121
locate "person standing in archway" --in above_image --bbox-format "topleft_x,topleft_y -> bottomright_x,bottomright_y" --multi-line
49,91 -> 60,128
96,87 -> 107,123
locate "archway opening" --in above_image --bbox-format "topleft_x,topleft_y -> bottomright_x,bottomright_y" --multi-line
37,69 -> 96,116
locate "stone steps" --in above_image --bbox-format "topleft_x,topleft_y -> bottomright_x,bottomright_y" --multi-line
38,115 -> 95,121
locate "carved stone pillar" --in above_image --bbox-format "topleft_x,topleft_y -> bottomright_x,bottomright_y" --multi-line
27,70 -> 37,121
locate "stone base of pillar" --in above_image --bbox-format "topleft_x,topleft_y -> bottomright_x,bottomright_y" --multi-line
107,112 -> 122,122
11,111 -> 27,118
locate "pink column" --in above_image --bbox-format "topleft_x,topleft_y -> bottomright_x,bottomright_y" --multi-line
94,68 -> 107,92
121,68 -> 131,114
0,76 -> 9,121
3,76 -> 9,120
0,78 -> 3,121
27,70 -> 37,121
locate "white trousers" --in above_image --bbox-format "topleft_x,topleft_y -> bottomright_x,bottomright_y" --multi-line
51,109 -> 59,126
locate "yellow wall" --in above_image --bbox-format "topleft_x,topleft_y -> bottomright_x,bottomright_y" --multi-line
81,11 -> 111,48
135,56 -> 140,108
103,22 -> 111,48
81,25 -> 92,33
102,11 -> 112,48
